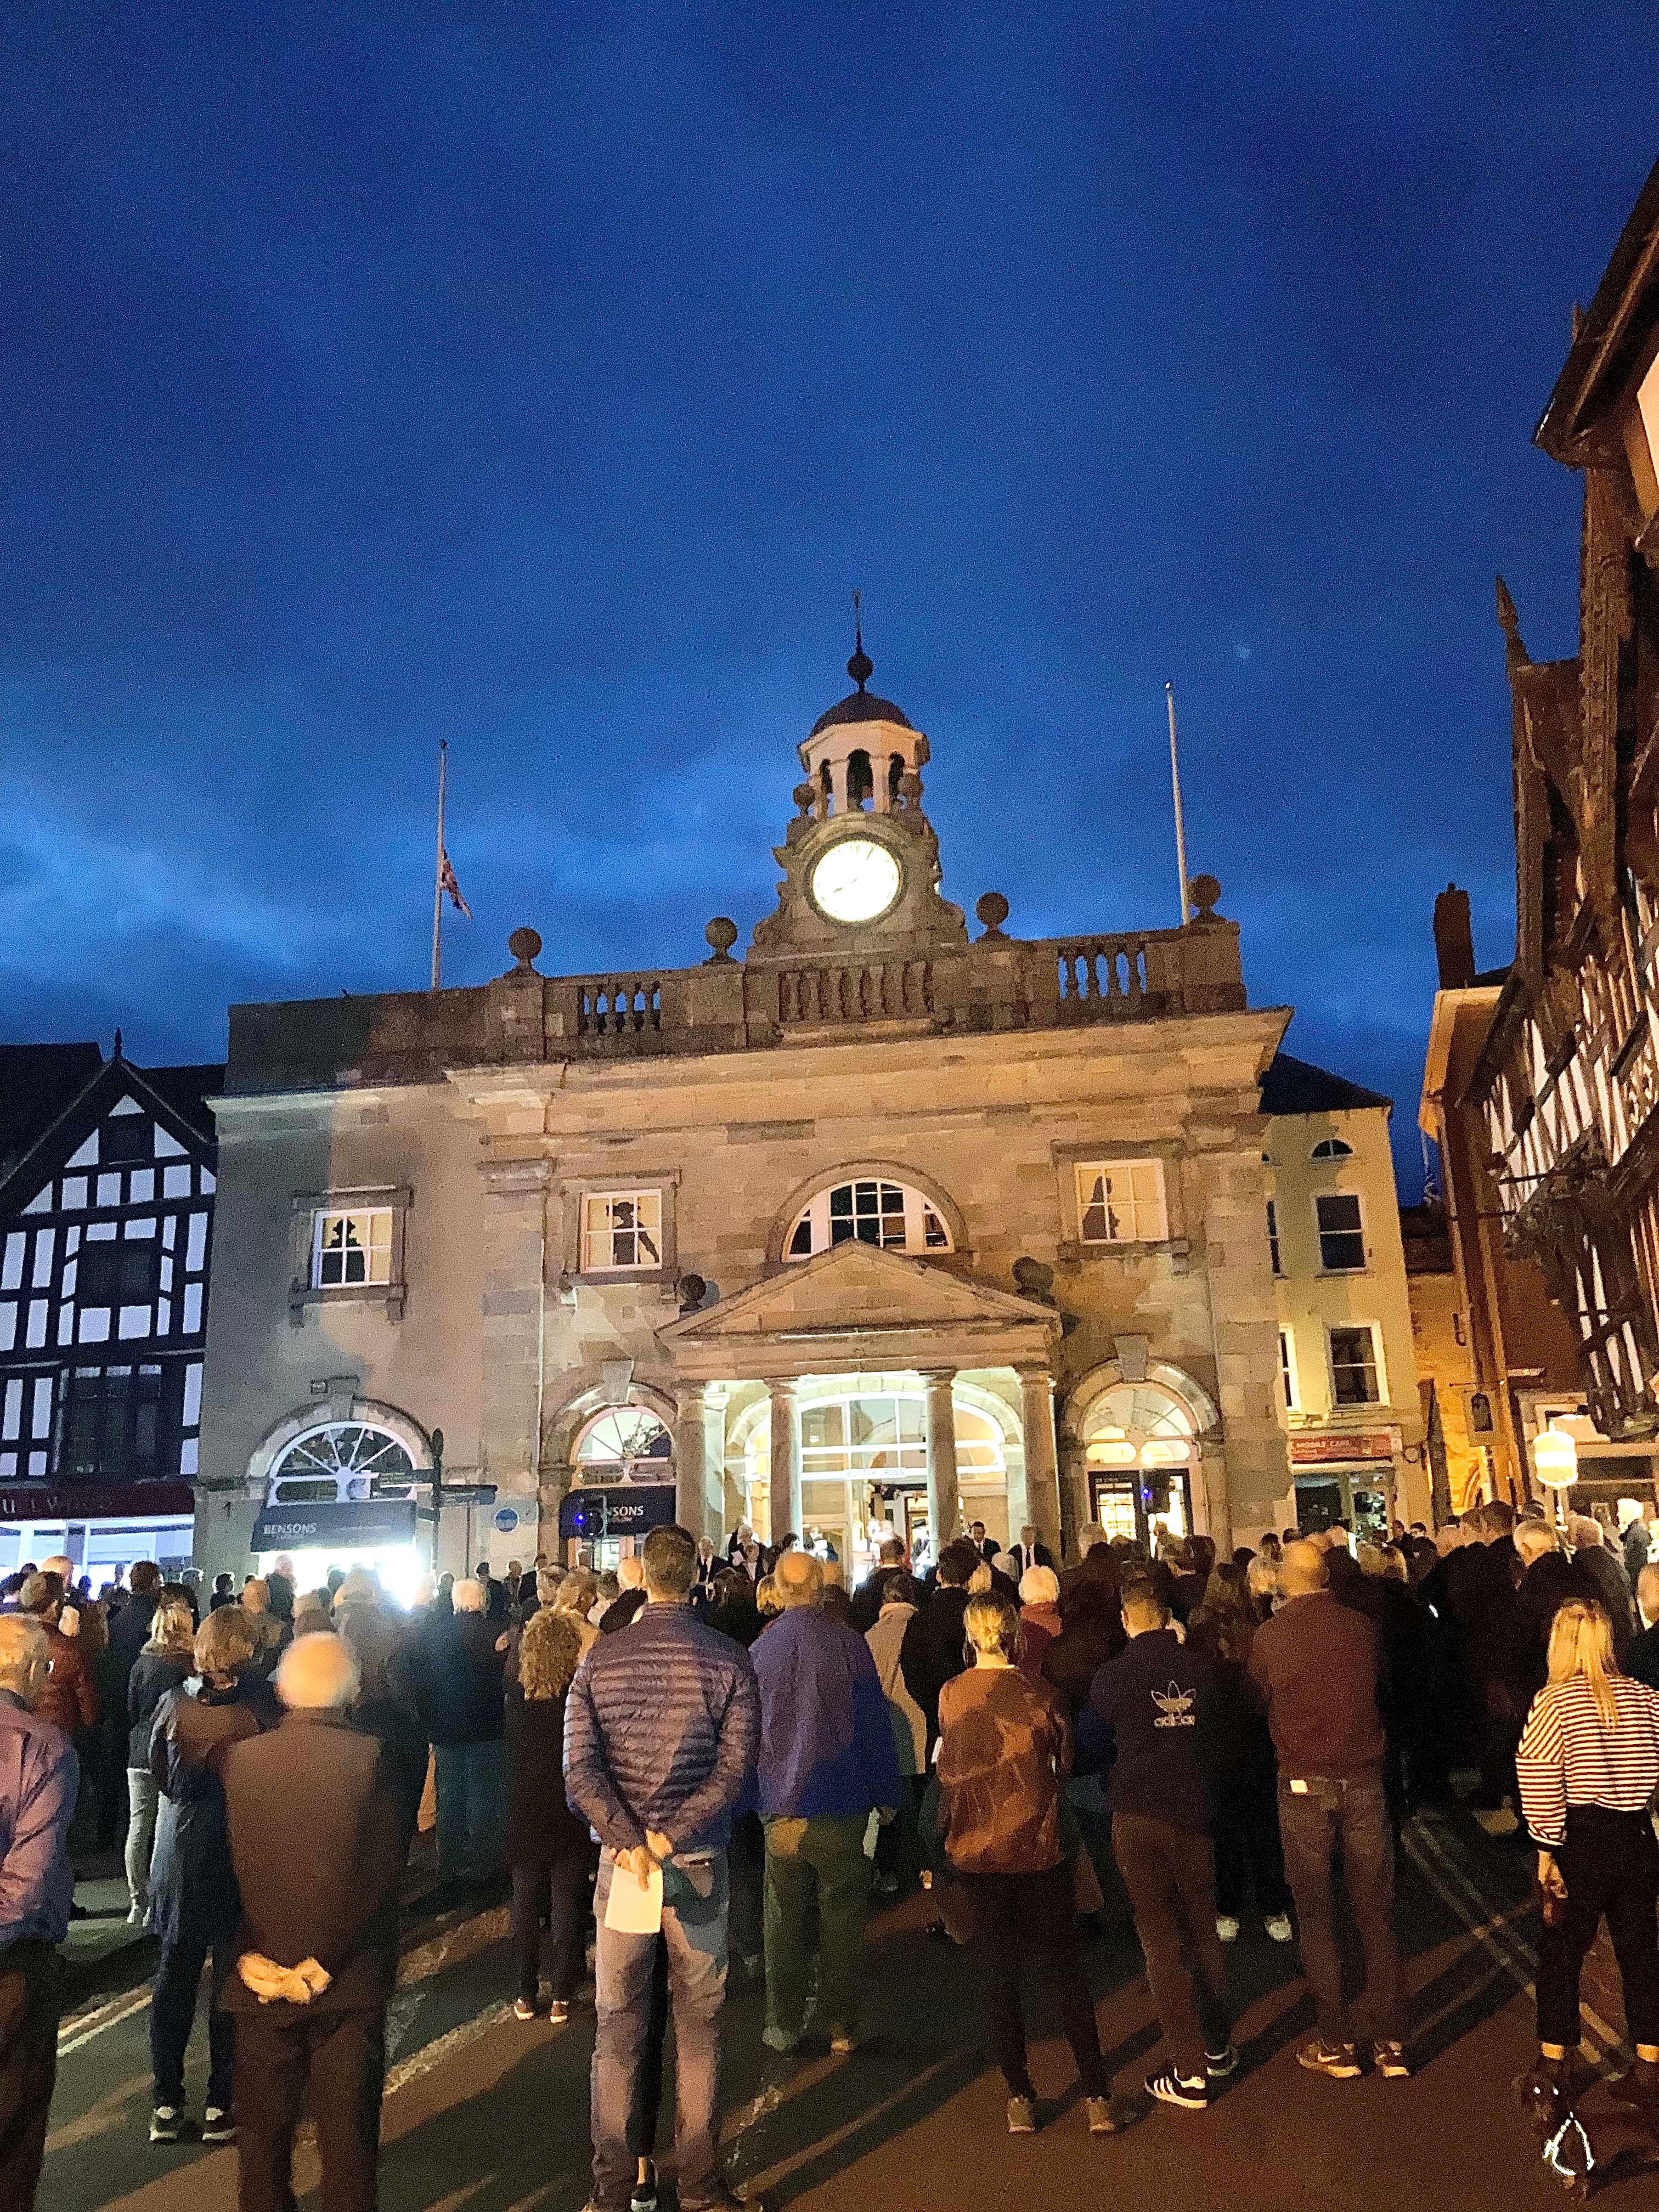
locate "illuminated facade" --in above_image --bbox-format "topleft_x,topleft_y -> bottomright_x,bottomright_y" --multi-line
198,648 -> 1295,1578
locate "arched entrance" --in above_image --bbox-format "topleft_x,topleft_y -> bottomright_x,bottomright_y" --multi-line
1068,1363 -> 1217,1548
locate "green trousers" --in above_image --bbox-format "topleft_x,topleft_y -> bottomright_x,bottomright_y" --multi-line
762,1813 -> 872,2046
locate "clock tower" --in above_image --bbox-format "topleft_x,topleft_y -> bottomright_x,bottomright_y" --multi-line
749,639 -> 968,957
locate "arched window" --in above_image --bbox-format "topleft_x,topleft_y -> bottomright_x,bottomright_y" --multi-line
1082,1383 -> 1197,1471
786,1178 -> 952,1260
268,1421 -> 416,1503
1311,1137 -> 1353,1160
575,1407 -> 673,1481
846,748 -> 873,809
887,753 -> 905,805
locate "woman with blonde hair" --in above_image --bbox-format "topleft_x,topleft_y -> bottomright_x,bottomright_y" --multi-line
550,1570 -> 601,1659
936,1592 -> 1114,2138
145,1605 -> 278,2145
123,1596 -> 196,1924
1517,1598 -> 1659,2101
505,1607 -> 593,2022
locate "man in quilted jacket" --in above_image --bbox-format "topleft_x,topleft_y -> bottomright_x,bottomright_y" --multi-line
566,1524 -> 759,2212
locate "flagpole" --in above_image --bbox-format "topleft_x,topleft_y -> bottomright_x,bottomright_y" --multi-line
431,741 -> 447,991
1165,682 -> 1192,927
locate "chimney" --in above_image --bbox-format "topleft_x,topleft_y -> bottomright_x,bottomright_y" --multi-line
1433,883 -> 1476,990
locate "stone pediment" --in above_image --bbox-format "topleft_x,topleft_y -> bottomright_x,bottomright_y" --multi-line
659,1240 -> 1059,1382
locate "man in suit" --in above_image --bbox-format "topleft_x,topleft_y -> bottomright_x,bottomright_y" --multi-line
222,1632 -> 404,2212
1007,1523 -> 1056,1577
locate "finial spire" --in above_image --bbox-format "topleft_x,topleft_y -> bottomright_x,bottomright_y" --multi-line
847,587 -> 873,690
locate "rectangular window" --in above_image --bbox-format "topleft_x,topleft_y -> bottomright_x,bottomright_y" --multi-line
1316,1193 -> 1366,1272
55,1364 -> 169,1479
1329,1325 -> 1381,1406
581,1190 -> 663,1272
99,1115 -> 151,1165
76,1239 -> 157,1306
1076,1159 -> 1168,1245
1267,1200 -> 1283,1276
1279,1326 -> 1298,1410
312,1207 -> 393,1288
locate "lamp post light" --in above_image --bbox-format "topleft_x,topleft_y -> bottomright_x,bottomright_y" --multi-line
1531,1426 -> 1578,1528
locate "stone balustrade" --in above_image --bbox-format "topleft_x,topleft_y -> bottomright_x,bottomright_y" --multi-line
225,918 -> 1246,1093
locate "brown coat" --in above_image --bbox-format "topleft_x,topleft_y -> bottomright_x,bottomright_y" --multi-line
936,1663 -> 1073,1875
35,1622 -> 97,1737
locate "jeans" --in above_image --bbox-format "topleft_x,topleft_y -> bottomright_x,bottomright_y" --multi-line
125,1769 -> 160,1916
1111,1813 -> 1230,2072
1212,1759 -> 1289,1920
761,1813 -> 871,2047
591,1850 -> 728,2212
1537,1805 -> 1659,2050
236,2005 -> 385,2212
0,1942 -> 59,2211
151,1937 -> 234,2108
956,1859 -> 1105,2098
1276,1772 -> 1403,2046
510,1855 -> 592,2004
433,1740 -> 505,1882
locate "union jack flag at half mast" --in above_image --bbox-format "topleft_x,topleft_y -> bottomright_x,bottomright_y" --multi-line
430,738 -> 472,989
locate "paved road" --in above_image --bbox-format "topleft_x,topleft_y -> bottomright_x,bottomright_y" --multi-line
45,1810 -> 1594,2212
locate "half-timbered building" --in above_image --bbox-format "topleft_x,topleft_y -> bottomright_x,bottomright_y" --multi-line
1468,162 -> 1659,1469
0,1042 -> 221,1578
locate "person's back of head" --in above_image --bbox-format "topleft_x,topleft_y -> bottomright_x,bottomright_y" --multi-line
552,1570 -> 596,1620
337,1566 -> 379,1607
0,1617 -> 50,1710
213,1573 -> 233,1595
877,1538 -> 904,1568
1639,1564 -> 1659,1626
128,1560 -> 162,1598
195,1603 -> 258,1687
519,1606 -> 583,1700
1188,1534 -> 1217,1581
962,1591 -> 1023,1666
966,1561 -> 992,1595
276,1629 -> 361,1712
774,1548 -> 824,1610
1120,1577 -> 1171,1636
641,1523 -> 697,1600
337,1602 -> 396,1701
617,1556 -> 646,1593
1567,1514 -> 1606,1554
16,1573 -> 58,1623
755,1575 -> 781,1619
1547,1598 -> 1618,1725
1019,1564 -> 1059,1609
325,1567 -> 346,1596
452,1578 -> 486,1615
145,1597 -> 197,1658
1279,1539 -> 1329,1599
1516,1521 -> 1560,1569
535,1565 -> 562,1605
882,1572 -> 918,1610
936,1538 -> 980,1590
1076,1520 -> 1108,1558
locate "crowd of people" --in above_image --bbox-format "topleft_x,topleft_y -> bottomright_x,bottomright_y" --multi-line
2,1494 -> 1659,2209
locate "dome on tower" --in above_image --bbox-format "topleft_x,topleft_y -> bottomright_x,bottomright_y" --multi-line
808,639 -> 912,736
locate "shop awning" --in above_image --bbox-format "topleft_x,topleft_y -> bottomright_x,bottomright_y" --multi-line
558,1485 -> 678,1541
251,1498 -> 419,1551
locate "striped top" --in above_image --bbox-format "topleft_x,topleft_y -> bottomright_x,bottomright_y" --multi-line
1515,1675 -> 1659,1847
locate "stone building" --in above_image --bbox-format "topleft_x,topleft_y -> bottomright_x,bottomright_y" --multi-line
198,649 -> 1294,1584
1260,1056 -> 1426,1536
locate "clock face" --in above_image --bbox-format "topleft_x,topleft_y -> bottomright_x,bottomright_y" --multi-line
809,837 -> 902,924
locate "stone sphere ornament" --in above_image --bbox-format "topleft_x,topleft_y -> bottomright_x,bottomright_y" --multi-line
975,891 -> 1010,938
507,927 -> 543,972
704,917 -> 739,962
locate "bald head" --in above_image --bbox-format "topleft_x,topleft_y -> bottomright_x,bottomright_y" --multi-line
1516,1521 -> 1559,1567
617,1557 -> 646,1593
774,1549 -> 824,1609
1280,1540 -> 1329,1598
1639,1566 -> 1659,1631
275,1629 -> 361,1712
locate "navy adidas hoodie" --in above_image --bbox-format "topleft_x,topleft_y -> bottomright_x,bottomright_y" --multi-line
1087,1626 -> 1214,1835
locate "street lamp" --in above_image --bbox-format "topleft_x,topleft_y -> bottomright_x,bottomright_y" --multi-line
1531,1426 -> 1577,1526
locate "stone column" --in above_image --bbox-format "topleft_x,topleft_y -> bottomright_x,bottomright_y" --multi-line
768,1379 -> 802,1546
674,1383 -> 708,1543
703,1384 -> 731,1543
924,1369 -> 960,1555
478,1159 -> 551,1574
1019,1367 -> 1063,1562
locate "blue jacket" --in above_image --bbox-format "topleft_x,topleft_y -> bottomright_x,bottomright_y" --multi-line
1087,1627 -> 1215,1836
564,1600 -> 759,1857
751,1607 -> 902,1820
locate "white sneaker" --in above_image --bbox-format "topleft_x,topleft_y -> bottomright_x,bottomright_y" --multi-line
1263,1913 -> 1294,1943
1215,1915 -> 1240,1943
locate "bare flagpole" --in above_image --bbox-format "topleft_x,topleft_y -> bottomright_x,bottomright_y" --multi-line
1165,681 -> 1192,927
430,740 -> 448,991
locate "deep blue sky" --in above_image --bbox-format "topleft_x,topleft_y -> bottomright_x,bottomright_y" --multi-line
4,4 -> 1656,1192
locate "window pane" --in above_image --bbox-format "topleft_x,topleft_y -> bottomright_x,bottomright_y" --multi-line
1316,1194 -> 1365,1271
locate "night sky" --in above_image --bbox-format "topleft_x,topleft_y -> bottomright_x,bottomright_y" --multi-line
4,5 -> 1656,1188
